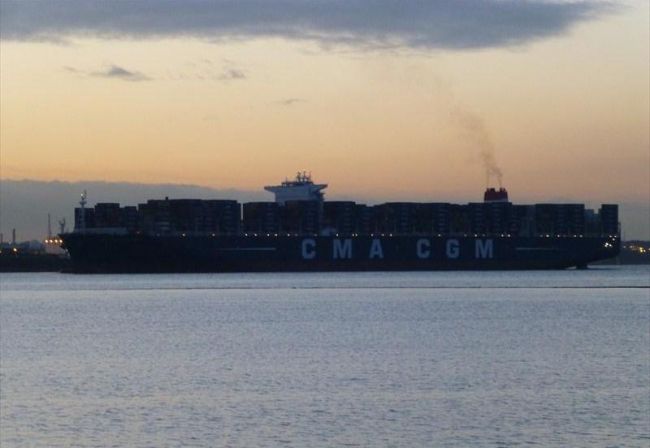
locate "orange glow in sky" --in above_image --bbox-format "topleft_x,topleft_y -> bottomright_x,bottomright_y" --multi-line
1,1 -> 648,207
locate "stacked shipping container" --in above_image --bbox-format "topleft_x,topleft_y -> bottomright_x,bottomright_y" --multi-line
73,198 -> 618,238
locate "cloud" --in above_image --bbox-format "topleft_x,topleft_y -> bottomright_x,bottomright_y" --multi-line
167,59 -> 246,82
276,98 -> 307,106
218,68 -> 246,81
62,65 -> 82,74
93,65 -> 151,81
0,0 -> 615,50
63,64 -> 151,81
203,58 -> 247,82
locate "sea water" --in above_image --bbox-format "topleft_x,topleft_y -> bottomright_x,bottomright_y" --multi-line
1,267 -> 648,447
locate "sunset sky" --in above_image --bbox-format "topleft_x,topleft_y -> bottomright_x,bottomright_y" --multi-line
1,0 -> 648,237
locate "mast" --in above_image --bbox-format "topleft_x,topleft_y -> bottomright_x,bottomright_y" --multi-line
79,190 -> 87,232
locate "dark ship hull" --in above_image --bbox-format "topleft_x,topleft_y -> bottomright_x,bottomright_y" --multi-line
61,233 -> 619,273
61,175 -> 621,273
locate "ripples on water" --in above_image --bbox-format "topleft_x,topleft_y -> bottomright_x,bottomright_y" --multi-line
1,267 -> 649,447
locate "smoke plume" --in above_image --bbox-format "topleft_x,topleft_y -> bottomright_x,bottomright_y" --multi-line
450,105 -> 503,188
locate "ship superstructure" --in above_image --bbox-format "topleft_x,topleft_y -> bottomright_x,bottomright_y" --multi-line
60,174 -> 620,272
264,171 -> 327,204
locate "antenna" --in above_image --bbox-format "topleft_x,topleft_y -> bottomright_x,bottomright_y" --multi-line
48,213 -> 52,239
59,218 -> 66,235
79,190 -> 88,232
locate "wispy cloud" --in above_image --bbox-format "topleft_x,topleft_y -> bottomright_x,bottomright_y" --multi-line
218,68 -> 246,81
164,59 -> 248,82
63,65 -> 82,74
93,65 -> 151,82
64,64 -> 151,82
0,0 -> 616,50
276,98 -> 307,106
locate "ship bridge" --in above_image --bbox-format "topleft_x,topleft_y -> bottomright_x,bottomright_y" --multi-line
264,172 -> 327,204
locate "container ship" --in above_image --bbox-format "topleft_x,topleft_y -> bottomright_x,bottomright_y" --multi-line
60,173 -> 620,272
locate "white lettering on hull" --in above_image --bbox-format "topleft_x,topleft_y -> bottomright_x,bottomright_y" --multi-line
333,239 -> 352,259
416,238 -> 430,259
475,239 -> 494,259
446,239 -> 460,259
302,238 -> 316,259
299,237 -> 496,261
369,239 -> 384,259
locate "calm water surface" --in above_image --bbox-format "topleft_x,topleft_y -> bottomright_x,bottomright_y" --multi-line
1,267 -> 649,447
